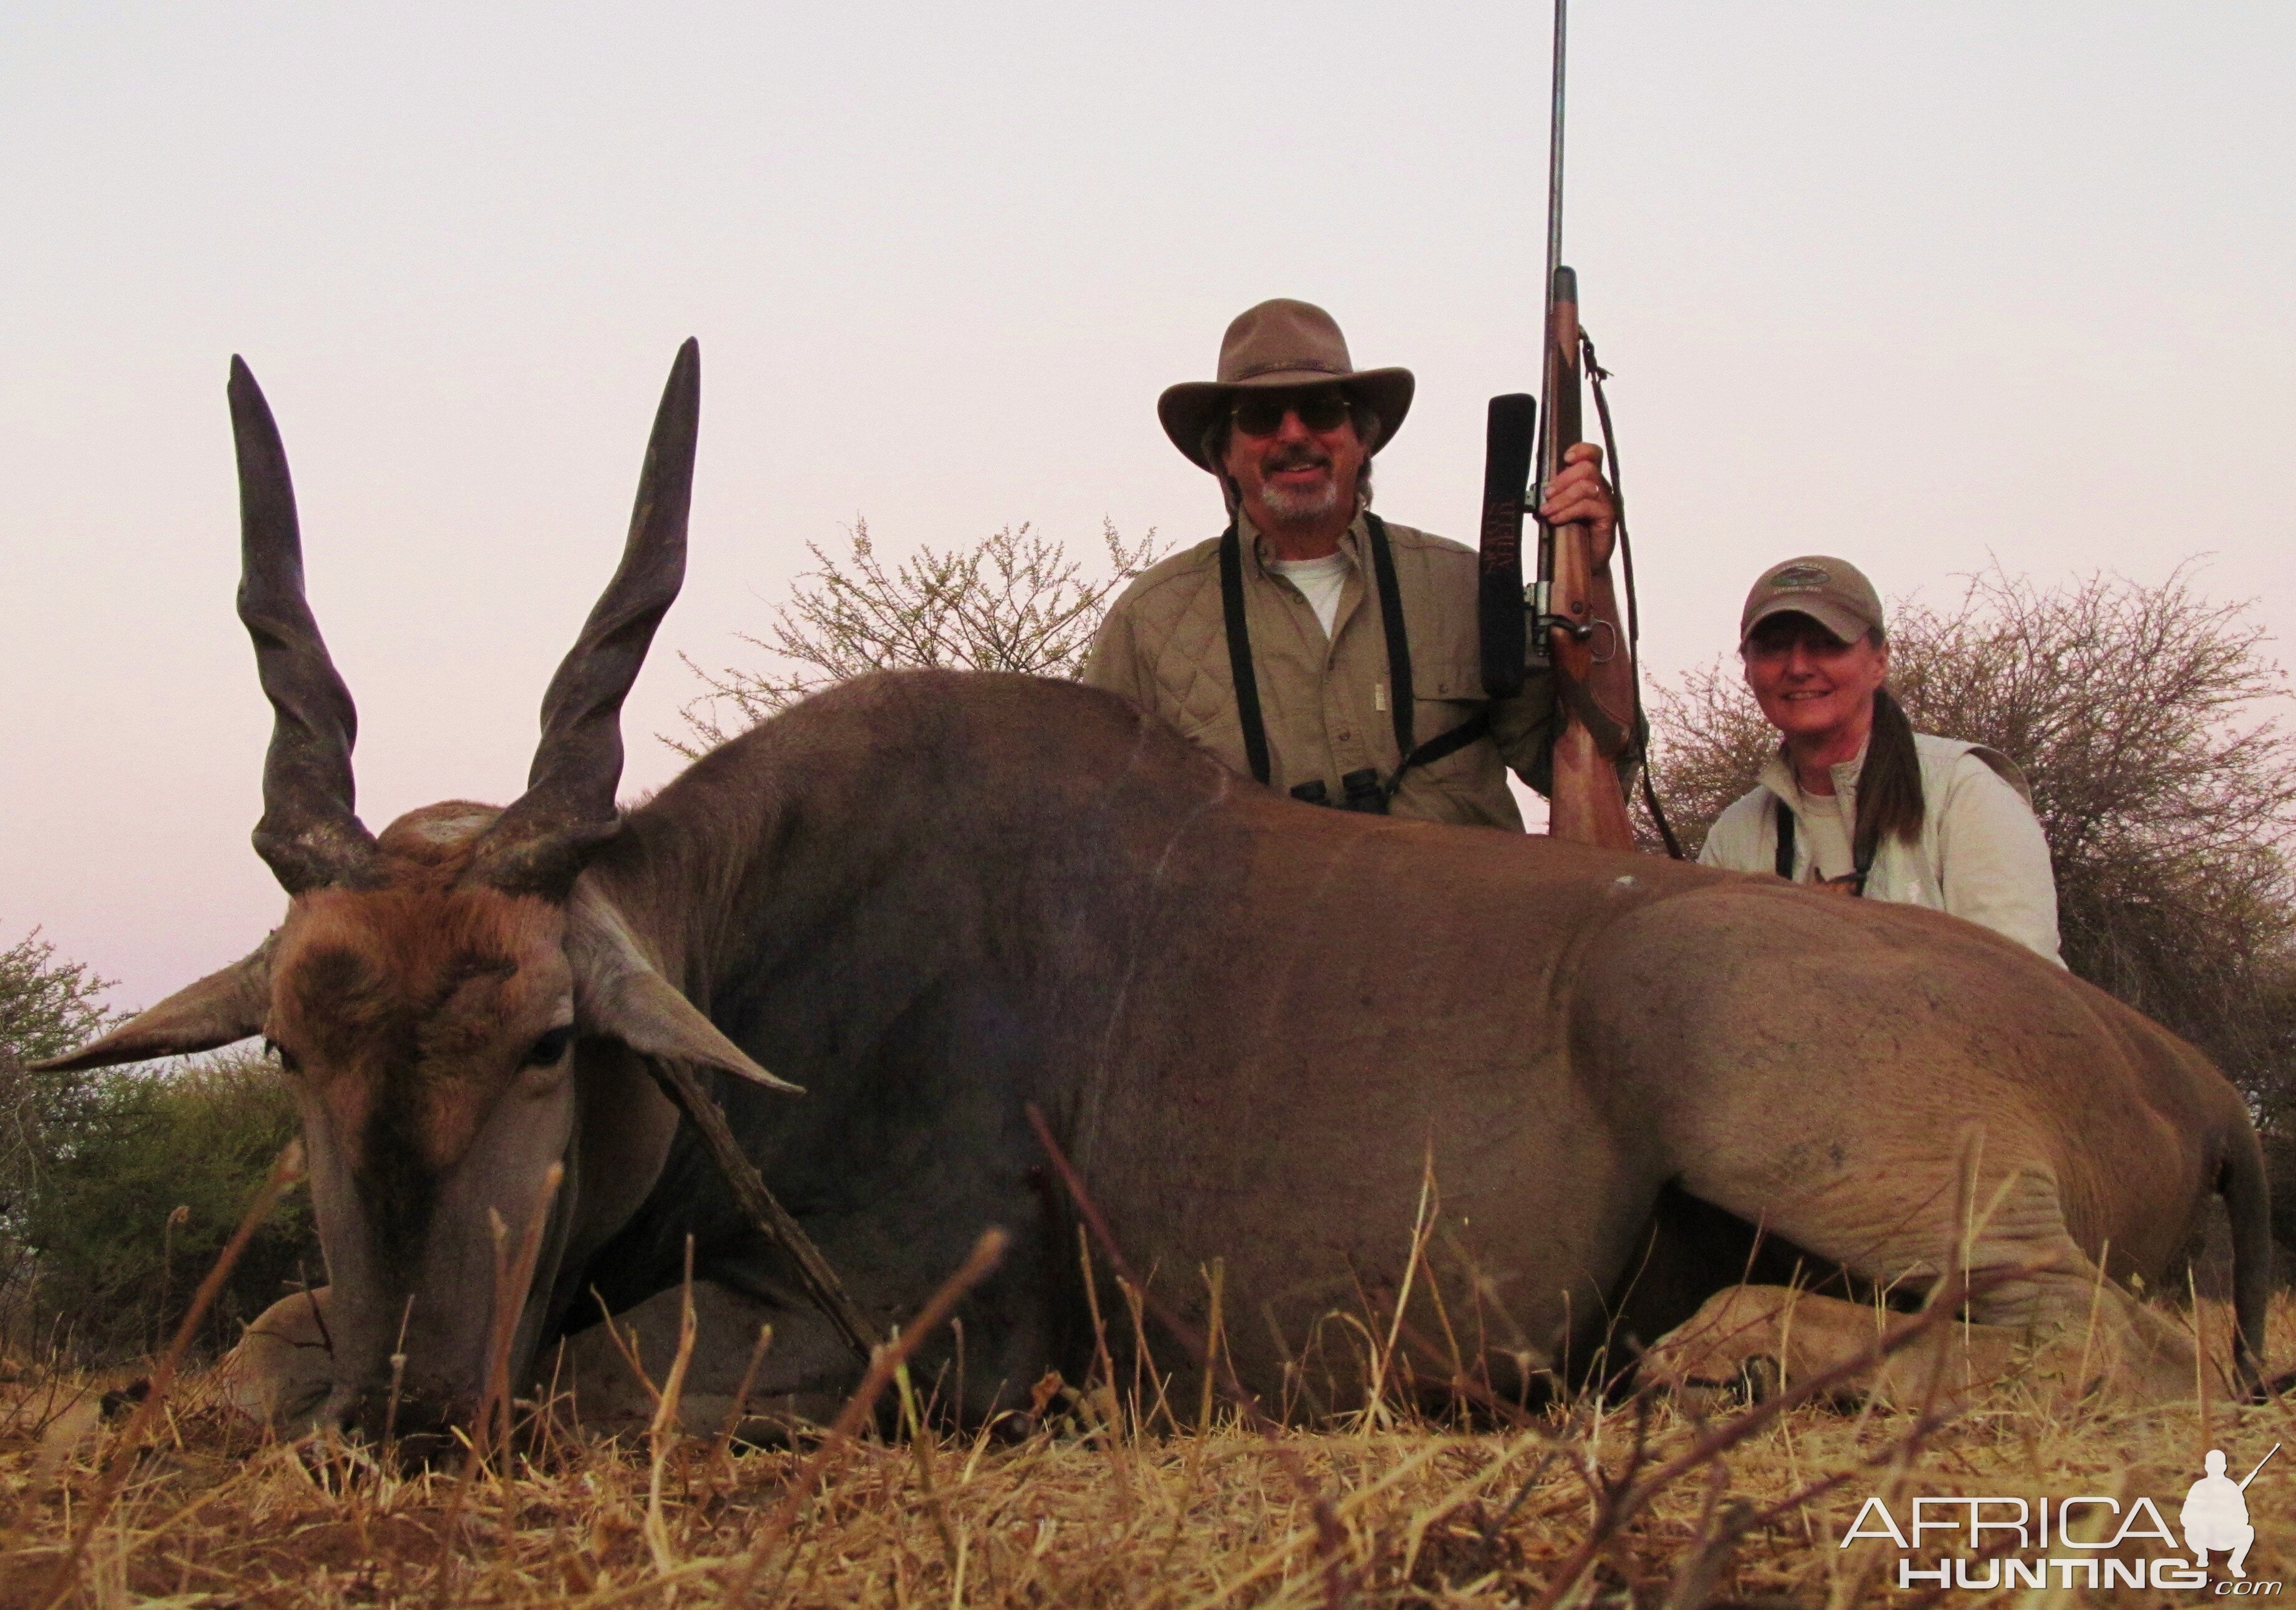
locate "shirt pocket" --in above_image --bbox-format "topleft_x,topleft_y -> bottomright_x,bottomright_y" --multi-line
1407,649 -> 1492,783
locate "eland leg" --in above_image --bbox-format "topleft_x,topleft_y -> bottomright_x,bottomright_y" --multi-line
1659,1164 -> 2217,1405
213,1286 -> 336,1430
1642,1285 -> 2027,1411
550,1279 -> 864,1440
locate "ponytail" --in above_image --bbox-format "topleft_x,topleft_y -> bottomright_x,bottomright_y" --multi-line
1854,680 -> 1924,866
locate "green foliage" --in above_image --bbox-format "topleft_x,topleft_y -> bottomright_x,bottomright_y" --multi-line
23,1049 -> 316,1362
1,925 -> 122,1340
0,926 -> 116,1067
2,926 -> 318,1362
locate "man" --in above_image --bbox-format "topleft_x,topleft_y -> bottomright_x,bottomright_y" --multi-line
1083,298 -> 1623,827
2181,1450 -> 2257,1578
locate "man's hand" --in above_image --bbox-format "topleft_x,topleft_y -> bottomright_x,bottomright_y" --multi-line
1538,441 -> 1618,568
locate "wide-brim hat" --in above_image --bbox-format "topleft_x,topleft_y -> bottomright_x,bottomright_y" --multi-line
1739,555 -> 1887,647
1158,298 -> 1415,471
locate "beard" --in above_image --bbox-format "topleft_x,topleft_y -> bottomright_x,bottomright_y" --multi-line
1255,448 -> 1340,523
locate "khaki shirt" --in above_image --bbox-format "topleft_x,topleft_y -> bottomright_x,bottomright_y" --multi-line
1699,733 -> 2064,964
1082,513 -> 1557,828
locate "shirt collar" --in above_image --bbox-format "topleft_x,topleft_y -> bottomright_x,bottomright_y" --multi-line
1759,736 -> 1872,809
1236,509 -> 1369,579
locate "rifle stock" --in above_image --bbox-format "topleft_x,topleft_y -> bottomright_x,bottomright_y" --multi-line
1537,267 -> 1637,850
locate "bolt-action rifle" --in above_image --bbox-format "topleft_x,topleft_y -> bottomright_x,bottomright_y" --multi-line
1478,0 -> 1646,853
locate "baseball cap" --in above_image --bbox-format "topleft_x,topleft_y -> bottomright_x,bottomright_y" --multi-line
1738,556 -> 1885,647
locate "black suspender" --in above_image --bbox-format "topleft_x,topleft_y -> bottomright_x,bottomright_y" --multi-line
1217,523 -> 1273,787
1219,514 -> 1490,804
1362,514 -> 1493,778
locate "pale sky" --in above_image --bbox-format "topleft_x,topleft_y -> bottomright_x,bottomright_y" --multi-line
4,2 -> 2291,1010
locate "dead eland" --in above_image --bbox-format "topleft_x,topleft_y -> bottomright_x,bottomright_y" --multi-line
41,342 -> 2274,1440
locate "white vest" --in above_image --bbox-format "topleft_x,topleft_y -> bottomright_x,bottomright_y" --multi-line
1700,732 -> 2064,965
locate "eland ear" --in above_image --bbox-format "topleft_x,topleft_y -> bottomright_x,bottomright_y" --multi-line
564,886 -> 803,1097
31,936 -> 276,1073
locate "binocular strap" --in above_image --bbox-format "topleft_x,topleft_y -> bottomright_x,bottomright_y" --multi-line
1774,797 -> 1872,895
1219,514 -> 1489,804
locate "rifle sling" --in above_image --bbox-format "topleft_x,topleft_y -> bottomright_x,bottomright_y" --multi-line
1583,327 -> 1686,860
1219,515 -> 1486,798
1558,674 -> 1632,763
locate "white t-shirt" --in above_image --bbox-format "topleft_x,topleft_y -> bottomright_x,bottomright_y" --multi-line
1796,790 -> 1857,881
1268,552 -> 1350,641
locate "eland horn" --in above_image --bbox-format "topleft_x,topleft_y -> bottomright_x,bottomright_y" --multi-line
469,338 -> 700,896
230,357 -> 381,894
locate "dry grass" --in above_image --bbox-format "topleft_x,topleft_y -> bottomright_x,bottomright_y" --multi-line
2,1292 -> 2291,1610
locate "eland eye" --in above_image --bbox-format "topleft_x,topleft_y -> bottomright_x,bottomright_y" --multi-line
522,1026 -> 575,1068
263,1037 -> 303,1075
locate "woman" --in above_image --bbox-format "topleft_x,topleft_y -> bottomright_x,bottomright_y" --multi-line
1699,556 -> 2063,963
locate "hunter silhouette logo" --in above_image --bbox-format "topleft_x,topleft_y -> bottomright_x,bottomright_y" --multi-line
2185,1446 -> 2277,1579
1843,1442 -> 2281,1592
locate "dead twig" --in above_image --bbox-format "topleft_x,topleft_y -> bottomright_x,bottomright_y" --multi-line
1027,1101 -> 1355,1610
707,1322 -> 775,1466
642,1054 -> 881,1364
1522,1261 -> 2031,1610
428,1160 -> 563,1610
718,1226 -> 1010,1601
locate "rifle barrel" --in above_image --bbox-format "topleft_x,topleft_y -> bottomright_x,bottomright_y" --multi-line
1543,0 -> 1567,319
1537,0 -> 1576,526
1541,265 -> 1582,487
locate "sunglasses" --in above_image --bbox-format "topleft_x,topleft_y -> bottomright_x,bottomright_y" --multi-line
1742,614 -> 1863,657
1229,388 -> 1354,438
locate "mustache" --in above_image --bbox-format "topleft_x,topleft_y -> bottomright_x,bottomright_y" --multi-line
1260,446 -> 1331,473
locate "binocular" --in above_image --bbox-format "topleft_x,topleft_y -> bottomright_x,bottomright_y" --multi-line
1290,768 -> 1390,815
